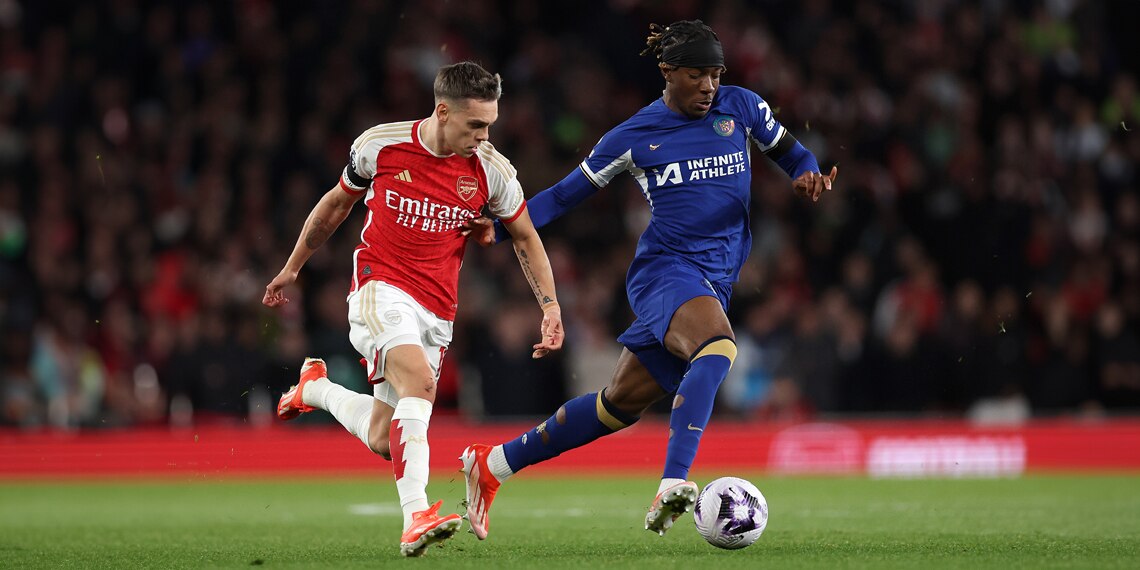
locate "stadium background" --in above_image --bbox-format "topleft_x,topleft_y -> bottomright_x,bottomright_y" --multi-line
1,0 -> 1139,479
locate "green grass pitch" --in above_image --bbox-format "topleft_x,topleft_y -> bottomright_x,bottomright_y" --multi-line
2,473 -> 1137,569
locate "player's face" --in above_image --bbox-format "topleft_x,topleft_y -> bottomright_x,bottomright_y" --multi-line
442,98 -> 498,157
664,66 -> 723,119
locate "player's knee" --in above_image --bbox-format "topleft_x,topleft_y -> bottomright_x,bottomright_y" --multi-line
604,381 -> 662,417
689,336 -> 737,367
595,389 -> 639,431
394,377 -> 437,402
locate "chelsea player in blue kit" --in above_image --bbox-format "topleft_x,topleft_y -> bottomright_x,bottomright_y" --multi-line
460,20 -> 836,539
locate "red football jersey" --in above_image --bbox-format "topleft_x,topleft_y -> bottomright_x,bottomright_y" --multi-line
339,120 -> 525,320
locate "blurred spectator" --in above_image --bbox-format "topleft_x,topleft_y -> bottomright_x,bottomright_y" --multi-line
1094,301 -> 1140,409
1027,292 -> 1095,412
936,280 -> 987,411
720,298 -> 790,416
967,286 -> 1032,424
773,304 -> 840,415
861,311 -> 944,413
471,302 -> 568,417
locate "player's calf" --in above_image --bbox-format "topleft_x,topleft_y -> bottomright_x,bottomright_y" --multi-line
368,430 -> 391,460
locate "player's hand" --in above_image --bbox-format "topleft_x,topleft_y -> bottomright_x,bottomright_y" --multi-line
532,303 -> 564,359
793,165 -> 838,203
262,270 -> 298,308
461,216 -> 496,248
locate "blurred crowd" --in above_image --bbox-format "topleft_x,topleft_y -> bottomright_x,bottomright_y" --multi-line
1,0 -> 1138,429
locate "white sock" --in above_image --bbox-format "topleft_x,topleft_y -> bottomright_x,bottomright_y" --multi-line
303,379 -> 373,450
392,397 -> 433,529
657,477 -> 686,496
488,445 -> 514,482
301,377 -> 332,408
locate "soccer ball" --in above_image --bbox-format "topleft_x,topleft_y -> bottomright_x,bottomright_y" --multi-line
693,477 -> 768,549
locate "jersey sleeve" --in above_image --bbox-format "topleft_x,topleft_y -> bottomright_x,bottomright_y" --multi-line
730,87 -> 820,179
340,135 -> 382,195
479,143 -> 526,222
579,128 -> 634,188
738,88 -> 788,153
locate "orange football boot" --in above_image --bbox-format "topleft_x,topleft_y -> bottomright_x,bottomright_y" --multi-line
399,500 -> 463,557
276,357 -> 326,420
459,444 -> 502,540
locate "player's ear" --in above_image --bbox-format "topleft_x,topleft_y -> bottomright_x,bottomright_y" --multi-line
659,63 -> 672,82
436,102 -> 449,123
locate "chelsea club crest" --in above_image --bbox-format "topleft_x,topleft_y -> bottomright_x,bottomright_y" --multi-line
712,115 -> 735,137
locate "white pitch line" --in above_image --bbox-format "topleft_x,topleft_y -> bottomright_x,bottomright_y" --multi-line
349,503 -> 403,516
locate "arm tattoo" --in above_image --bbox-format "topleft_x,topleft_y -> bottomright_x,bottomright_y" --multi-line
304,217 -> 332,249
514,244 -> 546,304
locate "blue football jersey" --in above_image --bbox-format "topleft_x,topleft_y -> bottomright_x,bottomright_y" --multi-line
580,85 -> 787,283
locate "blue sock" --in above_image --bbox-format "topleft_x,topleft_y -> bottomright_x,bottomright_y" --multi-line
503,389 -> 637,472
663,337 -> 736,480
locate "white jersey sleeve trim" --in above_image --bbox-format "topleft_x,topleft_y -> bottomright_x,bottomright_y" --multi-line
752,124 -> 787,153
478,142 -> 525,220
580,148 -> 632,188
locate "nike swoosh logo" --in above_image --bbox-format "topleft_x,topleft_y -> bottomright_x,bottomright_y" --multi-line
649,144 -> 661,150
687,424 -> 703,432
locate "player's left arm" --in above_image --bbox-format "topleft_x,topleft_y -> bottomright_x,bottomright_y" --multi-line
744,88 -> 837,202
766,132 -> 837,203
503,208 -> 564,359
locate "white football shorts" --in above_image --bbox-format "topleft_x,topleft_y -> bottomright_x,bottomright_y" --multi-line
347,280 -> 453,407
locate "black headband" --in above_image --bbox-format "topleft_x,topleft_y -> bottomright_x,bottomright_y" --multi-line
661,38 -> 724,68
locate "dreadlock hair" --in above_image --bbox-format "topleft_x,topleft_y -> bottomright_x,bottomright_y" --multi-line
640,20 -> 720,64
434,61 -> 502,104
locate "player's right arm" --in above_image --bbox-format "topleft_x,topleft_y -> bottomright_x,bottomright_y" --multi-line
266,131 -> 379,307
263,185 -> 363,307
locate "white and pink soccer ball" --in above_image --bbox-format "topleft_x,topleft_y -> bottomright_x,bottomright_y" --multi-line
694,476 -> 768,549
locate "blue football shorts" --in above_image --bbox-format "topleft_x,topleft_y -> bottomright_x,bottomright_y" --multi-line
616,253 -> 733,393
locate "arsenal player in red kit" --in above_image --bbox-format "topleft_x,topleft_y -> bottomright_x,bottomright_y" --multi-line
262,62 -> 563,557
